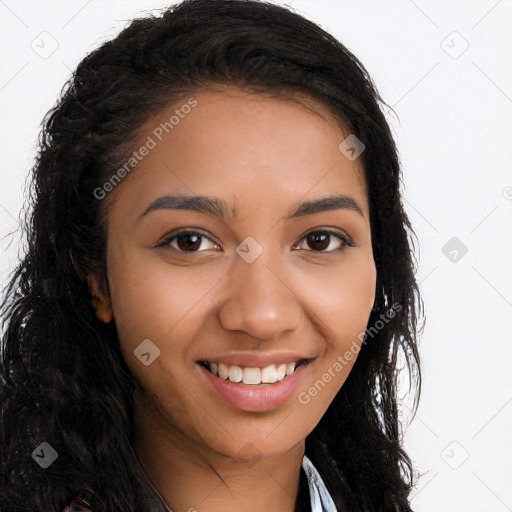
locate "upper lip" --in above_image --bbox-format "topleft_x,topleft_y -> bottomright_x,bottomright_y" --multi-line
196,351 -> 315,368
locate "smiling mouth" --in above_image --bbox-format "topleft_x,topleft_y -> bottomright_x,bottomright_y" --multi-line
198,360 -> 309,385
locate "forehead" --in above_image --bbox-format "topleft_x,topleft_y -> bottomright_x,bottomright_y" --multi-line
106,87 -> 369,221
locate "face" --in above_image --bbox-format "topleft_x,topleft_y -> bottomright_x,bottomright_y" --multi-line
91,86 -> 376,463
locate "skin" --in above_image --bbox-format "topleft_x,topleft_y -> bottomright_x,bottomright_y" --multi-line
90,86 -> 376,512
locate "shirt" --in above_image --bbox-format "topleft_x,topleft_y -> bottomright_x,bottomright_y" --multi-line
64,454 -> 337,512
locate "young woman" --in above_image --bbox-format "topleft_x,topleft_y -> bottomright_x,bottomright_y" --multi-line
0,1 -> 422,510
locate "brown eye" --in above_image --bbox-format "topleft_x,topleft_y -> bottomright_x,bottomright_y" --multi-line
306,232 -> 330,251
295,230 -> 354,253
176,233 -> 202,251
158,230 -> 219,253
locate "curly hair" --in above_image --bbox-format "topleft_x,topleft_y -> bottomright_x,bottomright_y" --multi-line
0,1 -> 423,510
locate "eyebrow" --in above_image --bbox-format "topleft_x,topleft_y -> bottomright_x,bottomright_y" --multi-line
286,194 -> 363,218
139,193 -> 364,221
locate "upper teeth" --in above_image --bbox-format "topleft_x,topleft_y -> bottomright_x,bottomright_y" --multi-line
206,361 -> 298,385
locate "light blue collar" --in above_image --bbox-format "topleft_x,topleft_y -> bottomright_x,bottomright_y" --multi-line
302,454 -> 338,512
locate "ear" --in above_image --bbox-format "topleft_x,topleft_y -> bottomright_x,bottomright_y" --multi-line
87,273 -> 113,323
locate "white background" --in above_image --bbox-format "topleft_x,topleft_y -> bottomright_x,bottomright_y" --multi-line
1,1 -> 511,510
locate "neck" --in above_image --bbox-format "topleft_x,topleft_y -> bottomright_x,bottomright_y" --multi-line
132,391 -> 307,512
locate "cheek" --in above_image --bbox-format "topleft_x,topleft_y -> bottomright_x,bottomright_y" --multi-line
107,246 -> 221,347
105,252 -> 213,425
325,252 -> 376,365
105,246 -> 230,424
301,251 -> 376,341
293,252 -> 376,415
334,269 -> 376,341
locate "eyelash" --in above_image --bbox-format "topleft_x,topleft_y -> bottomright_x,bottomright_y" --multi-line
156,229 -> 356,254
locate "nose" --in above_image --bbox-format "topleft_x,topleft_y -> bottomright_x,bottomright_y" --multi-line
218,251 -> 303,341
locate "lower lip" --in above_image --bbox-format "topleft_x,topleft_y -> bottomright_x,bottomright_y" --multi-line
198,363 -> 311,412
